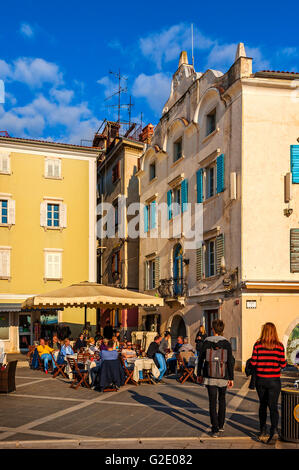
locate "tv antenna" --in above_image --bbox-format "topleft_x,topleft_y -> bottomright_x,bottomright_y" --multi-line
104,69 -> 134,124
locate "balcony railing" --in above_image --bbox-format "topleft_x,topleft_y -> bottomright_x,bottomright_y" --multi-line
158,277 -> 188,299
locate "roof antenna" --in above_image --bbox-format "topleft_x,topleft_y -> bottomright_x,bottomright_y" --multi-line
191,23 -> 194,67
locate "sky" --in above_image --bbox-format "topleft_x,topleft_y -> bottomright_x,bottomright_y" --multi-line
0,0 -> 298,145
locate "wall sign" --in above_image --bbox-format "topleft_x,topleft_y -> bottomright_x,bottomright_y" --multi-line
246,300 -> 257,309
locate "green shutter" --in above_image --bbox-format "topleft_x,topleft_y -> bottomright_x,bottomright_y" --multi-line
197,169 -> 203,203
216,154 -> 225,193
150,200 -> 156,229
216,234 -> 225,274
154,257 -> 160,288
181,179 -> 188,213
167,190 -> 172,220
290,229 -> 299,272
291,145 -> 299,183
196,247 -> 203,280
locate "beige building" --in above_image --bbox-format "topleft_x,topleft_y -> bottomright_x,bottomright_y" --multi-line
137,45 -> 299,370
96,121 -> 148,337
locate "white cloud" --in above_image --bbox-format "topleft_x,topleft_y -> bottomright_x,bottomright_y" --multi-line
132,72 -> 171,114
20,23 -> 34,38
0,57 -> 63,88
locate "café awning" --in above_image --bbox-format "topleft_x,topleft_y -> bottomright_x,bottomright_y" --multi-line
21,281 -> 164,310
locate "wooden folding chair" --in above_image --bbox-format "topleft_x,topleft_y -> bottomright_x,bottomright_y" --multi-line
36,350 -> 53,373
177,353 -> 196,384
27,345 -> 36,367
50,352 -> 67,379
119,355 -> 137,386
67,357 -> 90,390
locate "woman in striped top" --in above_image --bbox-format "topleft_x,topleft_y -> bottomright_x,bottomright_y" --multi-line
250,322 -> 286,444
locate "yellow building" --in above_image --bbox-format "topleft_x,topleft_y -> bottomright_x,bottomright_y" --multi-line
0,136 -> 99,353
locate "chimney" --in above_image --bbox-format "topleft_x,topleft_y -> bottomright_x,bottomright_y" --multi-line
178,51 -> 189,67
139,124 -> 154,144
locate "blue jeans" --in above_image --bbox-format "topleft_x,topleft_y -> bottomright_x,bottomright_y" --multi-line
41,353 -> 55,371
155,353 -> 167,380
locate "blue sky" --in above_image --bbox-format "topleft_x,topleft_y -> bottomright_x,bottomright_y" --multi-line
0,0 -> 298,144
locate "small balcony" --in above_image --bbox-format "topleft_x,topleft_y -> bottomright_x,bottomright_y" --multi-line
158,277 -> 188,302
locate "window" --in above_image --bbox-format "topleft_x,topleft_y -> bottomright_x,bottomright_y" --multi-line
0,153 -> 10,174
45,251 -> 62,280
167,179 -> 188,219
45,159 -> 61,179
173,138 -> 182,162
0,312 -> 9,340
144,200 -> 156,232
47,204 -> 60,227
149,162 -> 156,180
113,199 -> 119,231
206,165 -> 216,199
0,200 -> 8,224
112,251 -> 121,276
145,257 -> 160,290
112,162 -> 120,183
40,200 -> 67,229
206,240 -> 216,277
0,248 -> 11,279
206,108 -> 216,136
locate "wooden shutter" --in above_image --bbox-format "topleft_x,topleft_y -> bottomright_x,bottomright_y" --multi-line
7,199 -> 15,225
154,257 -> 160,288
216,234 -> 225,274
0,154 -> 10,173
167,190 -> 172,220
40,202 -> 47,227
216,154 -> 225,193
60,203 -> 67,228
197,169 -> 203,203
291,146 -> 299,183
0,250 -> 10,277
46,253 -> 61,279
54,160 -> 61,178
196,247 -> 203,280
290,229 -> 299,272
181,179 -> 188,213
144,261 -> 149,290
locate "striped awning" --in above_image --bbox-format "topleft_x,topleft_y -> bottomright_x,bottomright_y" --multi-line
21,281 -> 164,309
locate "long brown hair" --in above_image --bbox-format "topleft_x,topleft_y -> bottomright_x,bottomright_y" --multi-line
258,322 -> 281,349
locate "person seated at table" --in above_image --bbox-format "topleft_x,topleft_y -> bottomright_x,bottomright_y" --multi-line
112,335 -> 120,350
36,338 -> 55,374
147,335 -> 167,383
102,340 -> 119,361
50,335 -> 61,352
60,338 -> 74,357
180,337 -> 195,353
121,341 -> 137,366
173,336 -> 184,353
100,338 -> 109,351
87,337 -> 99,354
73,333 -> 86,352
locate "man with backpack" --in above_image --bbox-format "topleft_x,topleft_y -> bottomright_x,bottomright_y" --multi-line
197,319 -> 235,438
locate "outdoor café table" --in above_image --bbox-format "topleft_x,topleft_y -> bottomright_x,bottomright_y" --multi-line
65,354 -> 78,379
132,357 -> 160,383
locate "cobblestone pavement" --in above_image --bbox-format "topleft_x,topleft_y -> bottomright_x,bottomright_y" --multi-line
0,367 -> 298,449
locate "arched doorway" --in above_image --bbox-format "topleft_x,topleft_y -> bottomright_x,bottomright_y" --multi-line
170,314 -> 186,339
173,244 -> 183,295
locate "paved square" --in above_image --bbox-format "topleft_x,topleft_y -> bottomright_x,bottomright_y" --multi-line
0,367 -> 298,449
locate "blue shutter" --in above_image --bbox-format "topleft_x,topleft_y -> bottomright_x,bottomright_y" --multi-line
181,179 -> 188,213
167,190 -> 172,220
196,169 -> 203,203
291,145 -> 299,183
216,154 -> 225,193
150,200 -> 156,229
144,205 -> 149,233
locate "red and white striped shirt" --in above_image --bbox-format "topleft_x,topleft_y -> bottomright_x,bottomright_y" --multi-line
250,341 -> 286,378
